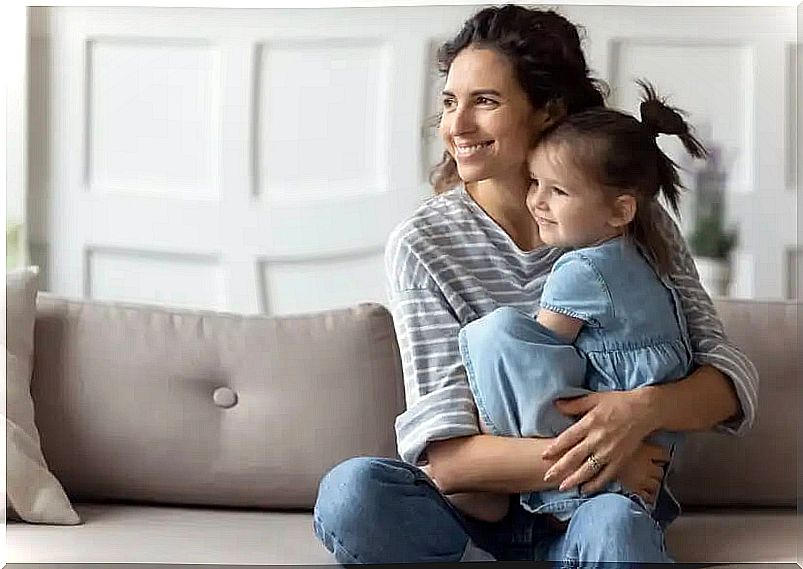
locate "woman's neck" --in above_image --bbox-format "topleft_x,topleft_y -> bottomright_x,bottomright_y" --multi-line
466,175 -> 544,252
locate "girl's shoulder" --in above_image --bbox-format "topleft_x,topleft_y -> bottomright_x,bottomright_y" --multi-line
568,237 -> 646,272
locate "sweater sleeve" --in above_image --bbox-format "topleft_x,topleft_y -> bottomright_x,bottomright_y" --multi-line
384,224 -> 480,466
657,207 -> 759,435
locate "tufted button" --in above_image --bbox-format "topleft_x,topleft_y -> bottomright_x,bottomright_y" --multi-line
213,386 -> 238,409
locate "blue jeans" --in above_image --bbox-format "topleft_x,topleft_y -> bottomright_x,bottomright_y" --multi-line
313,456 -> 672,565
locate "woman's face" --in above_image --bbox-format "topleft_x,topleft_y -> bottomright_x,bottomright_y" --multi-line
439,46 -> 548,185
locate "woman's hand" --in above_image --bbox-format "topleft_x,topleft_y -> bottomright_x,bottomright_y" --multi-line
540,389 -> 659,494
617,442 -> 669,506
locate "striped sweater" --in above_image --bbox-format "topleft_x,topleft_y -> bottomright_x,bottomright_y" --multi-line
384,185 -> 759,466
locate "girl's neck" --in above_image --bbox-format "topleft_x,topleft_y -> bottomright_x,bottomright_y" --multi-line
466,174 -> 544,252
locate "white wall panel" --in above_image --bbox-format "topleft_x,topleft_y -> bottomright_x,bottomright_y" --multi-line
87,39 -> 221,198
86,248 -> 226,309
259,252 -> 385,316
256,39 -> 390,204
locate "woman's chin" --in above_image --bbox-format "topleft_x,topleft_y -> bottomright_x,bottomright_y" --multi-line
455,164 -> 490,184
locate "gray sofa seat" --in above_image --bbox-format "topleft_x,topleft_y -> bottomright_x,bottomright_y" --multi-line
7,503 -> 798,564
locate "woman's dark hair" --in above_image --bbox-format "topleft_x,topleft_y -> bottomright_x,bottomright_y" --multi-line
538,80 -> 707,275
430,4 -> 608,193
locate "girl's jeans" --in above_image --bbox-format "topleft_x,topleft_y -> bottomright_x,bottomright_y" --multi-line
313,456 -> 672,565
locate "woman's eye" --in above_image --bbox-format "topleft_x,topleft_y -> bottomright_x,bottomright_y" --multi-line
442,98 -> 456,109
529,177 -> 539,187
553,188 -> 568,196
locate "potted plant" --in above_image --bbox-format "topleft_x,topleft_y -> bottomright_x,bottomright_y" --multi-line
687,144 -> 738,296
7,222 -> 21,270
689,214 -> 737,296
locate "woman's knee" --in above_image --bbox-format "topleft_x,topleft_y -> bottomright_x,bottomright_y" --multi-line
314,457 -> 412,527
313,456 -> 472,564
566,493 -> 669,562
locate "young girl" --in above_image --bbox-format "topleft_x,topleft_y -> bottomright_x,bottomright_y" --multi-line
454,81 -> 707,524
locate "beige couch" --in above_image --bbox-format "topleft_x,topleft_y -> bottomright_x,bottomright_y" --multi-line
6,293 -> 801,565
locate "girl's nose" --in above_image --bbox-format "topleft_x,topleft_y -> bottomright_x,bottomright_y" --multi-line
528,185 -> 548,212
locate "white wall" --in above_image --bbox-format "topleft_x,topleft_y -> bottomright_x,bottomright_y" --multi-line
24,5 -> 798,313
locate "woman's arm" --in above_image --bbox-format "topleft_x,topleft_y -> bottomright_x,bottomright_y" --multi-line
427,435 -> 559,494
640,364 -> 740,433
652,207 -> 758,434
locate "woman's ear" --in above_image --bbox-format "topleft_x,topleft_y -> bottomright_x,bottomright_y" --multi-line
531,99 -> 567,136
543,99 -> 567,127
608,194 -> 637,228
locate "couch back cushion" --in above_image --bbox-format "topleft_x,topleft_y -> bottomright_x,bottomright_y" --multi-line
32,296 -> 800,509
31,295 -> 404,509
668,299 -> 799,507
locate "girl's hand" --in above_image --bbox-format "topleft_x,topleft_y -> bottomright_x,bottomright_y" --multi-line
540,389 -> 658,493
617,442 -> 669,506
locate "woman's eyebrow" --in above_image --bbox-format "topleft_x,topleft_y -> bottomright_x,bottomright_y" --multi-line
441,89 -> 503,98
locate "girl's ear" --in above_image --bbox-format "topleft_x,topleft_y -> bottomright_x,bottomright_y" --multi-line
609,194 -> 637,228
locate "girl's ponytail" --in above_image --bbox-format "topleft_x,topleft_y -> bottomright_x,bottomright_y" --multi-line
626,80 -> 708,274
637,79 -> 707,216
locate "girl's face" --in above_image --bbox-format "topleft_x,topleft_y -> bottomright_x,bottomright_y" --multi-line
439,46 -> 550,185
526,143 -> 626,248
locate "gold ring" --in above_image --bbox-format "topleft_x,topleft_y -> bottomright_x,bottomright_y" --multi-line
587,453 -> 603,474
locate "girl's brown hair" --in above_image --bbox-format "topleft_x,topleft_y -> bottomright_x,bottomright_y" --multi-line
429,4 -> 607,193
538,80 -> 707,275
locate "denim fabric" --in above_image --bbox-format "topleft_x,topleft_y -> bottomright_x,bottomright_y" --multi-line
313,456 -> 673,565
458,237 -> 691,525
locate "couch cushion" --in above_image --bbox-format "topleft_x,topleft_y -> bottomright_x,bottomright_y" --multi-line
665,509 -> 799,563
31,296 -> 404,509
6,503 -> 333,564
5,268 -> 80,524
668,299 -> 799,507
6,503 -> 798,564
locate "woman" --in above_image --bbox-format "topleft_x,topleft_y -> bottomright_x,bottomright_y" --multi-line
313,5 -> 758,565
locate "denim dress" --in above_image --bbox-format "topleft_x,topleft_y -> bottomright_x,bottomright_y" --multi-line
458,236 -> 692,526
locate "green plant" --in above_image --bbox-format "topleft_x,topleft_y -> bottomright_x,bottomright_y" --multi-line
7,222 -> 21,269
688,214 -> 737,260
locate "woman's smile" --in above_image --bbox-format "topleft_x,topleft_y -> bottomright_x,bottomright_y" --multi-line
454,140 -> 495,159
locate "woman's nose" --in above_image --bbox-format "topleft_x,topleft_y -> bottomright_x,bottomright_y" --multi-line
449,105 -> 475,136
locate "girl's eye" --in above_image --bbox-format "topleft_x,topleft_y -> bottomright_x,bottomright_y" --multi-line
553,187 -> 568,196
529,177 -> 539,187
